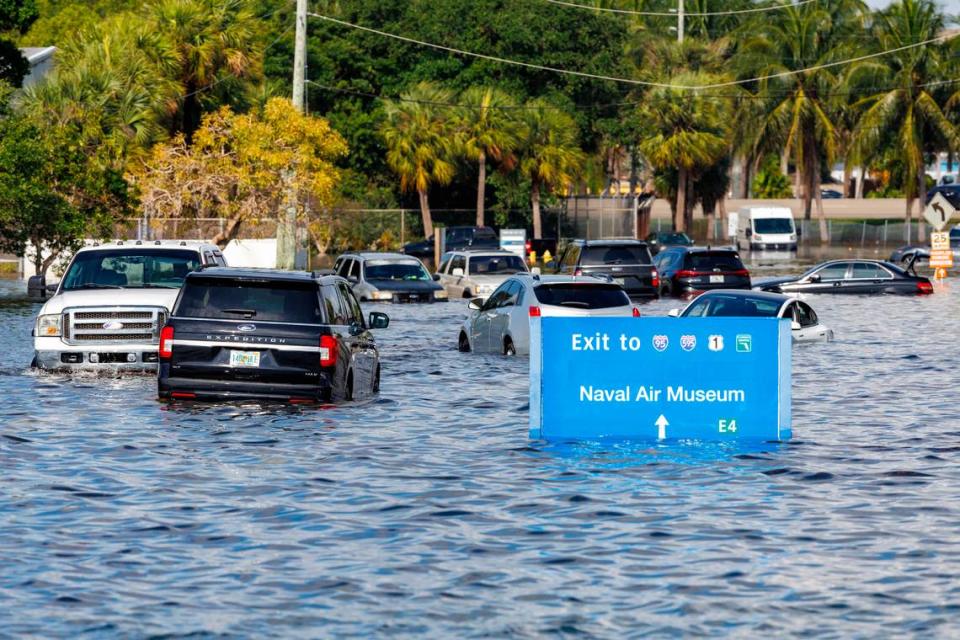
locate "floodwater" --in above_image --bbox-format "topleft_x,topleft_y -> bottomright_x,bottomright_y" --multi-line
2,253 -> 960,638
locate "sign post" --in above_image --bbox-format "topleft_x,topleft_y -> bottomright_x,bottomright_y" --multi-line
930,230 -> 953,279
530,317 -> 792,442
499,229 -> 526,258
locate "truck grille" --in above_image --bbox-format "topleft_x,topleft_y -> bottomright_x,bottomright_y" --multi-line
63,307 -> 167,345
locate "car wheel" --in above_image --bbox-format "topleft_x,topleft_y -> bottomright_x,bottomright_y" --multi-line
372,366 -> 381,394
458,332 -> 471,353
503,338 -> 516,356
345,371 -> 354,401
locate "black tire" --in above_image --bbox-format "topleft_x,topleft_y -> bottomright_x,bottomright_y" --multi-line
462,290 -> 472,298
345,372 -> 354,401
458,332 -> 471,353
504,338 -> 516,356
372,366 -> 381,394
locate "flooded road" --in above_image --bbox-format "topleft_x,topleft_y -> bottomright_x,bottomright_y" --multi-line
2,255 -> 960,637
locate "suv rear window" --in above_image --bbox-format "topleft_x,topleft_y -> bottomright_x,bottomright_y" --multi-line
533,283 -> 630,309
176,278 -> 322,324
683,251 -> 744,272
581,245 -> 652,266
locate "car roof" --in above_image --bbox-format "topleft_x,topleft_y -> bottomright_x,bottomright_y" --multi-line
571,238 -> 648,246
453,249 -> 517,256
341,252 -> 420,261
662,245 -> 739,253
811,259 -> 894,267
185,267 -> 323,283
692,289 -> 791,304
76,240 -> 219,253
514,274 -> 618,286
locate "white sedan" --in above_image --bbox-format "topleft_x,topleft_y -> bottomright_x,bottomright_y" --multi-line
667,289 -> 834,342
458,275 -> 640,356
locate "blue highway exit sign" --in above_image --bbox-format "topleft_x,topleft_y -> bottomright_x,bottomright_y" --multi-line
529,317 -> 792,442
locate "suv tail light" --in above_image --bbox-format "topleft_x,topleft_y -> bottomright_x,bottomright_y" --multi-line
320,334 -> 338,367
675,270 -> 698,279
651,269 -> 660,289
632,307 -> 641,317
159,325 -> 174,360
731,269 -> 750,276
529,306 -> 542,317
917,280 -> 934,294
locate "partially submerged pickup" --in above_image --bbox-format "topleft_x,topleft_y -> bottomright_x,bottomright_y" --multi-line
31,241 -> 226,371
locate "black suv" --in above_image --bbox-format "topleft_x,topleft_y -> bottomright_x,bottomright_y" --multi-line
553,239 -> 659,299
158,268 -> 389,403
402,226 -> 499,258
654,247 -> 751,296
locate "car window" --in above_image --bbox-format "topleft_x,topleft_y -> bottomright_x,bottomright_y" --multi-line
213,251 -> 227,267
365,260 -> 431,281
812,263 -> 848,281
469,255 -> 527,275
561,245 -> 580,268
581,245 -> 652,266
450,255 -> 466,273
61,249 -> 202,291
682,298 -> 710,317
438,253 -> 453,274
339,283 -> 365,327
447,228 -> 468,242
500,281 -> 522,308
533,283 -> 630,309
851,262 -> 889,279
349,260 -> 361,280
753,218 -> 794,234
483,282 -> 513,310
336,258 -> 351,277
685,295 -> 780,317
796,301 -> 818,327
176,278 -> 322,324
683,252 -> 744,272
203,251 -> 215,266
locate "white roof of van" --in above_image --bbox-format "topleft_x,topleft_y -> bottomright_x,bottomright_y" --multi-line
738,206 -> 794,217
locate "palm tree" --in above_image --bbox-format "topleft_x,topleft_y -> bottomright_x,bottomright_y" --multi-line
517,99 -> 585,239
736,1 -> 866,243
150,0 -> 261,138
381,82 -> 457,239
454,87 -> 522,227
637,72 -> 730,233
850,0 -> 957,243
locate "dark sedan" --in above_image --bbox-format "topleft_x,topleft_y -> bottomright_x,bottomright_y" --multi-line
654,247 -> 751,296
754,260 -> 933,295
645,231 -> 694,255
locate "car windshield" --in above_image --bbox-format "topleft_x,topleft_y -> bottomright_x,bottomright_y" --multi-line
660,233 -> 692,245
364,260 -> 430,281
683,294 -> 781,318
533,283 -> 630,309
684,252 -> 744,272
581,245 -> 652,265
175,278 -> 322,324
469,255 -> 527,275
754,218 -> 794,234
61,249 -> 201,291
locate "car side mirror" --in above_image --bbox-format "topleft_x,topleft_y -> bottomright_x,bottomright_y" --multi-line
27,275 -> 48,301
667,309 -> 680,317
796,227 -> 802,237
745,228 -> 753,237
432,273 -> 441,281
452,267 -> 464,277
368,311 -> 390,329
468,298 -> 483,311
808,274 -> 821,283
531,267 -> 541,276
347,276 -> 358,284
791,321 -> 802,331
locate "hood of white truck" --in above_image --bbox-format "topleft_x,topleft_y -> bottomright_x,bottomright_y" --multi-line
39,288 -> 179,315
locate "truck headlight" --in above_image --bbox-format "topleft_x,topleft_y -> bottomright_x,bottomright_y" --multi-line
371,291 -> 394,301
37,314 -> 62,337
434,289 -> 448,300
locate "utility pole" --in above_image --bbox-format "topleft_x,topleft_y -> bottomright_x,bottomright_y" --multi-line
278,0 -> 308,270
677,0 -> 684,44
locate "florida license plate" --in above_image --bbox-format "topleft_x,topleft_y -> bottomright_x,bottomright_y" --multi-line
229,350 -> 261,367
709,275 -> 724,284
613,278 -> 626,285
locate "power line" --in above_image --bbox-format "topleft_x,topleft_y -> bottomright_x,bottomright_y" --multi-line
307,11 -> 955,91
543,0 -> 816,17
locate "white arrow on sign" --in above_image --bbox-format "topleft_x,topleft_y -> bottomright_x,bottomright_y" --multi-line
924,192 -> 957,232
656,414 -> 669,440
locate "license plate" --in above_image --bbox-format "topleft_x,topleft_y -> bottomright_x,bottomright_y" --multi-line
229,350 -> 261,367
709,275 -> 724,284
409,294 -> 419,300
613,278 -> 626,285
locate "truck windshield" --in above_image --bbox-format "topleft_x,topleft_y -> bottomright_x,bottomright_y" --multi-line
176,278 -> 322,324
61,249 -> 201,291
754,218 -> 794,234
469,255 -> 527,275
364,261 -> 431,281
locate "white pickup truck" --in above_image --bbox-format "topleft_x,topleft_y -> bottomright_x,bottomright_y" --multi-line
31,241 -> 226,371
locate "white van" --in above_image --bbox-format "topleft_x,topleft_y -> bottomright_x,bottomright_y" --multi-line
736,207 -> 798,251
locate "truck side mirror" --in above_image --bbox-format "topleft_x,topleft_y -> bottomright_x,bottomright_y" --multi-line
452,267 -> 464,277
745,228 -> 753,237
368,311 -> 390,329
27,275 -> 47,301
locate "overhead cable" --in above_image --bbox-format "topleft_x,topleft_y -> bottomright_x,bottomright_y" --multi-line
307,11 -> 954,91
543,0 -> 816,17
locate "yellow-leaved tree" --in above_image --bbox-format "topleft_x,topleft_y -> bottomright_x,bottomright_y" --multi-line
132,97 -> 347,247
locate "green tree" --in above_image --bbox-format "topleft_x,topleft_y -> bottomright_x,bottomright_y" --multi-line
850,0 -> 957,243
455,86 -> 522,227
638,73 -> 730,233
0,0 -> 36,87
517,99 -> 584,239
380,82 -> 457,238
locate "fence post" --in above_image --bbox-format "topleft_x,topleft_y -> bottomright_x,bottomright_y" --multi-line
860,220 -> 867,247
401,210 -> 405,246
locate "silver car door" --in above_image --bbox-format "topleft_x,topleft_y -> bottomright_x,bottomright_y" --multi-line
490,281 -> 520,353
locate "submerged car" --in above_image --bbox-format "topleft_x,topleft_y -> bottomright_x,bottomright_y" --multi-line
334,252 -> 447,303
644,231 -> 694,255
654,246 -> 751,296
754,259 -> 933,295
668,290 -> 834,342
458,274 -> 639,356
401,226 -> 499,259
436,249 -> 529,300
553,239 -> 659,299
158,268 -> 389,403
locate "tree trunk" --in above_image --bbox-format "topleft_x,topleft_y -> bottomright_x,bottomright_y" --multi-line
748,154 -> 762,198
531,180 -> 542,240
706,202 -> 716,242
917,164 -> 927,243
476,150 -> 486,227
814,155 -> 827,245
675,167 -> 687,232
802,152 -> 813,220
718,198 -> 728,242
855,165 -> 866,199
418,188 -> 434,238
843,163 -> 853,198
212,215 -> 245,248
905,196 -> 913,244
684,181 -> 694,235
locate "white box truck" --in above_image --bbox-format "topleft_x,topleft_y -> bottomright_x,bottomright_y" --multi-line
736,206 -> 798,251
